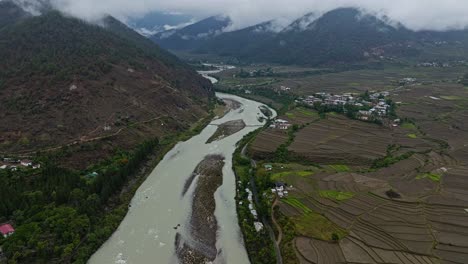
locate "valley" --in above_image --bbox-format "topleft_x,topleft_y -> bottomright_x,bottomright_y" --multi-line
1,1 -> 468,264
216,62 -> 468,263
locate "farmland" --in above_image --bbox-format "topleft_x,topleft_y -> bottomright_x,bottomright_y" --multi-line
219,63 -> 468,264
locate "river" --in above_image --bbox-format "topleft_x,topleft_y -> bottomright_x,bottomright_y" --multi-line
89,66 -> 276,264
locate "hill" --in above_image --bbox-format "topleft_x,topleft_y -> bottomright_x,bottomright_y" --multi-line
0,4 -> 215,264
0,8 -> 214,163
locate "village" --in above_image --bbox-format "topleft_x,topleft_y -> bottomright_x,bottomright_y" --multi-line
0,158 -> 40,171
238,164 -> 294,234
265,89 -> 402,131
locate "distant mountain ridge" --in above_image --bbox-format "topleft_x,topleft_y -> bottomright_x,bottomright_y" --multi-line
152,8 -> 468,66
151,15 -> 231,50
127,11 -> 194,37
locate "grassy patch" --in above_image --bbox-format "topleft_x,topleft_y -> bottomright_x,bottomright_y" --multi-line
401,122 -> 417,130
441,95 -> 463,100
292,210 -> 348,241
407,133 -> 418,139
319,190 -> 355,201
282,197 -> 312,214
416,173 -> 442,182
297,107 -> 319,118
271,170 -> 314,181
286,112 -> 295,118
329,164 -> 351,172
213,104 -> 227,118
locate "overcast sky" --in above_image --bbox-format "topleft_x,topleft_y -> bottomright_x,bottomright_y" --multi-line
18,0 -> 468,31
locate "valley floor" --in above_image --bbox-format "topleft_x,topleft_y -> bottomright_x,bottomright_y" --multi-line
219,63 -> 468,264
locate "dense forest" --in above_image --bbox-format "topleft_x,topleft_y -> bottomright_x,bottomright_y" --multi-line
0,138 -> 159,263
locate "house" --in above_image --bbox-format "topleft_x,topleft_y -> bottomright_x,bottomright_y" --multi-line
245,90 -> 252,94
251,209 -> 258,218
278,123 -> 292,130
0,224 -> 14,238
254,222 -> 264,232
87,172 -> 99,178
20,160 -> 33,167
275,119 -> 288,124
264,164 -> 273,171
0,165 -> 6,170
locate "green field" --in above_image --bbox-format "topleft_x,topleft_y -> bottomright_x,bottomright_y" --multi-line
401,122 -> 417,130
441,95 -> 464,100
283,197 -> 312,214
271,170 -> 314,181
416,173 -> 442,182
407,133 -> 418,139
329,165 -> 351,172
319,190 -> 355,201
292,210 -> 348,241
296,107 -> 319,117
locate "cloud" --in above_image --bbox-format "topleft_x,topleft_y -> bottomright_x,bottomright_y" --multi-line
9,0 -> 468,31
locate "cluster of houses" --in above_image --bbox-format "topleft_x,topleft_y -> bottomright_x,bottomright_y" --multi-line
269,119 -> 292,130
399,77 -> 417,85
0,158 -> 40,171
301,91 -> 394,121
265,165 -> 291,198
240,187 -> 264,232
271,182 -> 289,198
417,62 -> 451,68
302,92 -> 362,107
279,85 -> 291,92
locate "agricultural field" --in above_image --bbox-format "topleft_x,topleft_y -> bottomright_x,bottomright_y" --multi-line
239,64 -> 468,264
214,63 -> 468,97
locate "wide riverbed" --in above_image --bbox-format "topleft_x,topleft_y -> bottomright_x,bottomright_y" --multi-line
89,89 -> 276,262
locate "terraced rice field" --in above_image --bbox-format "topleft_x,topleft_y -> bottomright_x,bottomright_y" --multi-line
249,129 -> 288,157
247,79 -> 468,263
280,176 -> 468,264
287,115 -> 435,166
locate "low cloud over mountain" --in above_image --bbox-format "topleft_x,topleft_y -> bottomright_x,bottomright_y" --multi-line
5,0 -> 468,32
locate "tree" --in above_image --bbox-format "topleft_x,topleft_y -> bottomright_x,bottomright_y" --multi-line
332,233 -> 340,242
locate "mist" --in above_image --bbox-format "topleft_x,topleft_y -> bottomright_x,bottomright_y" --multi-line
7,0 -> 468,31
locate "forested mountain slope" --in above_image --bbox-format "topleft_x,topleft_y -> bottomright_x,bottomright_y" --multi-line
0,10 -> 213,155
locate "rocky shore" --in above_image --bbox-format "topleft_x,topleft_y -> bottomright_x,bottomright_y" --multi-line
206,119 -> 246,143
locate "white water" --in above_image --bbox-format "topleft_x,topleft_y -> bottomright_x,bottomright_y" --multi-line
89,66 -> 276,264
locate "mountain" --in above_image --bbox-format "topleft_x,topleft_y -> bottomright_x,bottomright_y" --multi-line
196,20 -> 278,57
152,15 -> 231,50
0,6 -> 213,158
249,8 -> 415,65
0,0 -> 30,29
282,12 -> 319,32
157,8 -> 468,66
127,11 -> 194,37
